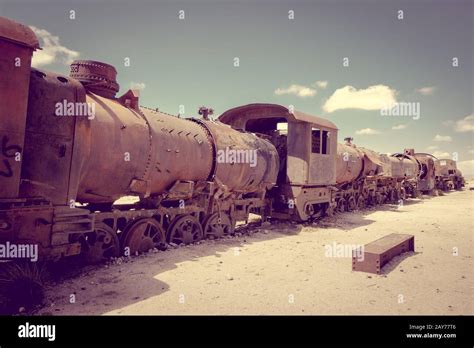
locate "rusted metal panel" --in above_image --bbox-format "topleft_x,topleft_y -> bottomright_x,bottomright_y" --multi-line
0,17 -> 38,198
0,16 -> 39,48
433,158 -> 464,190
69,60 -> 119,98
336,143 -> 364,185
218,104 -> 337,187
219,103 -> 338,130
0,205 -> 54,258
434,158 -> 457,177
335,140 -> 391,186
308,128 -> 338,185
19,69 -> 84,205
75,96 -> 154,202
389,154 -> 420,179
359,147 -> 387,174
287,122 -> 311,184
75,97 -> 214,203
414,153 -> 436,192
352,233 -> 415,274
199,120 -> 279,193
139,108 -> 213,198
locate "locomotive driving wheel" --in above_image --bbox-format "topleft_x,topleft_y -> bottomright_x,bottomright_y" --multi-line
356,195 -> 366,210
400,187 -> 407,200
324,203 -> 335,217
388,189 -> 397,203
336,198 -> 346,213
203,212 -> 234,239
121,218 -> 166,255
168,215 -> 203,245
81,223 -> 120,264
347,196 -> 356,212
368,193 -> 377,206
375,192 -> 384,205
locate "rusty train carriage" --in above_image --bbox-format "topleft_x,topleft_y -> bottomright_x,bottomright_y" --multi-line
219,104 -> 338,221
0,16 -> 465,264
433,158 -> 464,191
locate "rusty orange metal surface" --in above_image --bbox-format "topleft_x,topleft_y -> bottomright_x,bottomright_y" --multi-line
0,17 -> 38,198
352,233 -> 415,274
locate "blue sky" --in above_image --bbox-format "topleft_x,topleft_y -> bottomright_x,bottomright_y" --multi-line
1,0 -> 473,173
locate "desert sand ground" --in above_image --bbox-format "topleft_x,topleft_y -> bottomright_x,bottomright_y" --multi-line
37,182 -> 473,315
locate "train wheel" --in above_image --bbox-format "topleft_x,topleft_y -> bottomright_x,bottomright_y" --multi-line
325,204 -> 335,217
393,189 -> 401,202
203,213 -> 233,239
356,196 -> 366,210
121,218 -> 166,255
347,196 -> 356,212
81,223 -> 120,264
375,193 -> 384,205
389,189 -> 397,203
168,215 -> 203,245
304,203 -> 315,218
336,198 -> 346,213
400,187 -> 407,200
367,194 -> 375,206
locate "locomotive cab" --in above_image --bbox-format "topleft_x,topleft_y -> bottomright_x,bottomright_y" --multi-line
219,103 -> 338,221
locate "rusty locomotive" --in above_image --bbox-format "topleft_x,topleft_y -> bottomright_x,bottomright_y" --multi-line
0,17 -> 465,265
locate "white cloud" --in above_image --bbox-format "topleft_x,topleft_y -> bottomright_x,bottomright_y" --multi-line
426,145 -> 439,151
454,114 -> 474,132
322,85 -> 397,113
457,160 -> 474,177
30,26 -> 79,67
355,128 -> 381,135
433,134 -> 452,142
442,120 -> 454,127
274,84 -> 317,98
130,82 -> 146,90
416,86 -> 436,96
314,80 -> 328,89
432,151 -> 450,158
392,124 -> 407,130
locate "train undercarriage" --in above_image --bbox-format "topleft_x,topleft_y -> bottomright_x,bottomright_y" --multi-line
269,176 -> 422,222
0,180 -> 271,264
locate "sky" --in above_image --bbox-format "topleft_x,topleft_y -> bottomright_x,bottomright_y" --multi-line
1,0 -> 473,174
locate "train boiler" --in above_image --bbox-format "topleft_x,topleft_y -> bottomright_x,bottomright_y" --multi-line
334,138 -> 393,211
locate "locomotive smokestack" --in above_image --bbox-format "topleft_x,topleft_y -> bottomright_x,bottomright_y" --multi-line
69,60 -> 120,98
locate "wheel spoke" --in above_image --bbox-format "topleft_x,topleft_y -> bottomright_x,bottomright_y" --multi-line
169,215 -> 203,244
122,219 -> 165,254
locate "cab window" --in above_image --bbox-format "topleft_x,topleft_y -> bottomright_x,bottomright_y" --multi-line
311,129 -> 320,153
